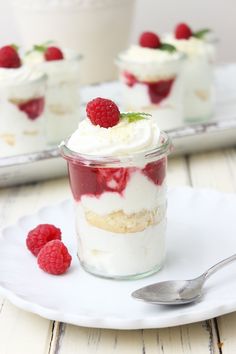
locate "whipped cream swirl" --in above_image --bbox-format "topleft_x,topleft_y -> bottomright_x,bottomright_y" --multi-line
118,45 -> 181,64
67,117 -> 161,156
0,65 -> 42,86
163,34 -> 215,58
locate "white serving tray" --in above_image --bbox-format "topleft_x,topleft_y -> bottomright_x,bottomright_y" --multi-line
1,187 -> 236,329
0,64 -> 236,187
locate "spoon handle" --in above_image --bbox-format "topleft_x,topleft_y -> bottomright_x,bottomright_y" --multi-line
204,254 -> 236,279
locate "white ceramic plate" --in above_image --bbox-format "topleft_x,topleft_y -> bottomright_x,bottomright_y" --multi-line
0,187 -> 236,329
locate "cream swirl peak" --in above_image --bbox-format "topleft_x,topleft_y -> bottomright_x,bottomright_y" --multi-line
66,97 -> 161,156
67,117 -> 160,156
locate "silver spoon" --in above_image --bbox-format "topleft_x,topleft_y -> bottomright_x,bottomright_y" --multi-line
132,254 -> 236,305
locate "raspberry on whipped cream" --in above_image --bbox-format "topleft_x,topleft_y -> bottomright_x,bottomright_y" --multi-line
175,23 -> 192,40
0,45 -> 21,68
139,32 -> 161,49
60,98 -> 171,279
44,46 -> 64,61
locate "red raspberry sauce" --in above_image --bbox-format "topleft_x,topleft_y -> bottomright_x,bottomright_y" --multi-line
123,71 -> 175,104
67,158 -> 166,201
17,97 -> 45,120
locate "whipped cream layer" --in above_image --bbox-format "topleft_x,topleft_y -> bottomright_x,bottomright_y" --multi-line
0,66 -> 42,86
164,34 -> 215,59
80,172 -> 166,215
119,45 -> 181,63
67,117 -> 160,156
117,45 -> 183,81
76,204 -> 166,277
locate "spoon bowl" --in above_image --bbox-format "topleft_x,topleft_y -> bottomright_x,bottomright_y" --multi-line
132,253 -> 236,305
132,278 -> 203,305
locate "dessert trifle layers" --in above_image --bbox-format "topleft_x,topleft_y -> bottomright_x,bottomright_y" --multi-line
24,44 -> 81,144
164,23 -> 216,122
116,31 -> 185,131
60,97 -> 171,279
0,45 -> 46,157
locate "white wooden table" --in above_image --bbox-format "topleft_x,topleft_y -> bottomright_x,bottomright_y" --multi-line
0,147 -> 236,354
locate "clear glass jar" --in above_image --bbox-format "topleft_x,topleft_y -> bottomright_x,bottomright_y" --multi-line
37,50 -> 82,145
60,131 -> 171,279
0,72 -> 46,157
116,54 -> 185,131
182,41 -> 216,123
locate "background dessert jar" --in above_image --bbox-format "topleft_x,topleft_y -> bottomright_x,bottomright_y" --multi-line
25,45 -> 81,145
116,32 -> 185,131
0,45 -> 46,157
60,97 -> 172,280
164,23 -> 216,123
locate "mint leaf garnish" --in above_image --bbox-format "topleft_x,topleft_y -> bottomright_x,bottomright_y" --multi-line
160,43 -> 176,53
120,112 -> 151,123
11,44 -> 20,52
33,44 -> 47,53
193,29 -> 211,39
26,41 -> 54,55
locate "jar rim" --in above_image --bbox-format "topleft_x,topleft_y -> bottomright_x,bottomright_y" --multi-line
59,130 -> 172,167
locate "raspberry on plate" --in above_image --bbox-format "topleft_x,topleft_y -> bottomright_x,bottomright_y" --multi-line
0,45 -> 21,68
44,46 -> 64,61
139,32 -> 161,49
37,240 -> 72,275
175,23 -> 192,40
86,97 -> 120,128
26,224 -> 61,256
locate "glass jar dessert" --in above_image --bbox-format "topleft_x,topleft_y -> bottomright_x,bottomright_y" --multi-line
0,45 -> 46,157
24,45 -> 81,145
60,97 -> 171,280
116,32 -> 185,131
164,23 -> 216,123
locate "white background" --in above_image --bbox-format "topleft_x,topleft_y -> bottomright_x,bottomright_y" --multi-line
0,0 -> 235,63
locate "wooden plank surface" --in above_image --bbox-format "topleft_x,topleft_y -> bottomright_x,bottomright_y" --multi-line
0,148 -> 235,353
188,148 -> 236,354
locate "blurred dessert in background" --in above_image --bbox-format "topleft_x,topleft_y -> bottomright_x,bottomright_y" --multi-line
164,23 -> 216,123
60,97 -> 171,279
24,44 -> 81,145
11,0 -> 135,84
0,45 -> 46,157
116,31 -> 185,131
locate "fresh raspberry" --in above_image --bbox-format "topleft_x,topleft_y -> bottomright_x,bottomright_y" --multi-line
44,46 -> 64,61
26,224 -> 61,256
0,45 -> 21,68
142,158 -> 166,185
86,97 -> 120,128
18,97 -> 45,120
139,32 -> 161,49
175,23 -> 192,40
37,240 -> 72,275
